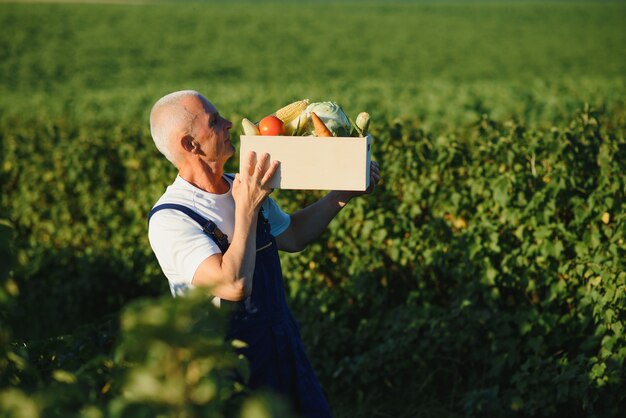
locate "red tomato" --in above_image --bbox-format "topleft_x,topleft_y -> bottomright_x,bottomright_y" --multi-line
258,116 -> 286,136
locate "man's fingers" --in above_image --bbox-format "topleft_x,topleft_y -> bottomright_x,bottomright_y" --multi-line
366,161 -> 380,194
243,151 -> 257,178
254,153 -> 270,179
371,162 -> 380,181
241,152 -> 278,188
260,160 -> 280,187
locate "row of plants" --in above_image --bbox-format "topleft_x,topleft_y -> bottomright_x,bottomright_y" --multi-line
1,105 -> 624,417
1,220 -> 293,418
280,106 -> 625,417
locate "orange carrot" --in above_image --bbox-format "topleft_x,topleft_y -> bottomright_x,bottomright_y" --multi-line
310,112 -> 333,137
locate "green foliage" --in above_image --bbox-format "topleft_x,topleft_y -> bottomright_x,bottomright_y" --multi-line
0,1 -> 625,418
1,115 -> 170,339
0,220 -> 16,333
110,291 -> 246,418
281,107 -> 625,417
1,287 -> 293,418
1,1 -> 625,127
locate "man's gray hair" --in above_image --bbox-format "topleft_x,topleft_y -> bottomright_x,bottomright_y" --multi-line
149,90 -> 200,166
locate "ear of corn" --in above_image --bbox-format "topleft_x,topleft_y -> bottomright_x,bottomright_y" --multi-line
241,118 -> 260,136
355,112 -> 370,136
284,113 -> 308,135
275,99 -> 309,124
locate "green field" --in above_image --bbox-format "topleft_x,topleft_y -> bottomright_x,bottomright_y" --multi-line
2,1 -> 625,126
1,1 -> 625,417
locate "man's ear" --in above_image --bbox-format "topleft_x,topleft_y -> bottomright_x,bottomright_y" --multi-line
181,135 -> 196,153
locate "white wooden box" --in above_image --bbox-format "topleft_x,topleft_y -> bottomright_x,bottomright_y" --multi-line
239,134 -> 372,191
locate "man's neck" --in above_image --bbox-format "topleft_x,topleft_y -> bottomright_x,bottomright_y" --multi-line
178,161 -> 230,194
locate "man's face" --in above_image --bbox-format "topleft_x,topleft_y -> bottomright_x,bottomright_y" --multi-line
184,95 -> 234,164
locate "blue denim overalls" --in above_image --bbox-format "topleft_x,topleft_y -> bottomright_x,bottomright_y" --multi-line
149,203 -> 332,417
226,210 -> 333,417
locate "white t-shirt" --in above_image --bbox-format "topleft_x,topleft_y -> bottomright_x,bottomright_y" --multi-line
148,174 -> 291,297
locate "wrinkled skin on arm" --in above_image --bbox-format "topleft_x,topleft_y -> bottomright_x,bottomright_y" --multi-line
192,152 -> 279,301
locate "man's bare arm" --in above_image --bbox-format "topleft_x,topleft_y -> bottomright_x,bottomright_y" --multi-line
277,161 -> 380,252
192,152 -> 278,301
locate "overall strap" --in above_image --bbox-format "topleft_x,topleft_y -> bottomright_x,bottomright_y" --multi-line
148,203 -> 230,253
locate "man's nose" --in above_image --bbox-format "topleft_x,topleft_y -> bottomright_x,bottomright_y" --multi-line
225,119 -> 233,129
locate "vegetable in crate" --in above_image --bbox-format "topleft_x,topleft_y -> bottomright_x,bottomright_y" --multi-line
275,99 -> 310,135
258,115 -> 286,136
303,101 -> 352,137
310,112 -> 333,137
241,118 -> 260,136
355,112 -> 370,136
241,100 -> 370,138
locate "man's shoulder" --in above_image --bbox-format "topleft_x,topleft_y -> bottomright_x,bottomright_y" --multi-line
150,176 -> 197,211
149,176 -> 234,226
149,180 -> 197,228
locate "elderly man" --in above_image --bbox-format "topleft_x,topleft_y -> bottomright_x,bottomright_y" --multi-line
147,90 -> 379,417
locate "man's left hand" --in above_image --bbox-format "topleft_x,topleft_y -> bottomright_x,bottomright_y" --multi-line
354,160 -> 380,195
362,161 -> 380,195
334,161 -> 380,204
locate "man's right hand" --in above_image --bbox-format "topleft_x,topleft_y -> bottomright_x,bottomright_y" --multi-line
192,152 -> 278,301
233,151 -> 279,215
